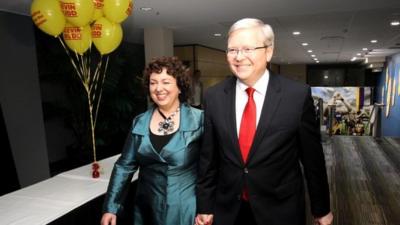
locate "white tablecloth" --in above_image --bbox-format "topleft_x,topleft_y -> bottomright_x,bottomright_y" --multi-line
0,154 -> 138,225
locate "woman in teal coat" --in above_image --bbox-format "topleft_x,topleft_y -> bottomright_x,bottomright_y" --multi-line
101,57 -> 203,225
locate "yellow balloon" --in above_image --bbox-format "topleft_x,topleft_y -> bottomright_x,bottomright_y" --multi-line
103,0 -> 133,23
92,0 -> 104,22
63,23 -> 92,54
60,0 -> 94,27
31,0 -> 66,37
91,17 -> 123,55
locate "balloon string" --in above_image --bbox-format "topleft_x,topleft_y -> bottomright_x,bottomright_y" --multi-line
94,56 -> 109,126
87,47 -> 91,85
87,85 -> 97,163
76,52 -> 85,80
92,56 -> 103,123
90,56 -> 102,93
88,56 -> 108,163
80,53 -> 87,83
84,54 -> 96,164
58,36 -> 98,164
57,37 -> 84,82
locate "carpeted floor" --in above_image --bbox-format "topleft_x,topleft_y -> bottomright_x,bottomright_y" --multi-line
313,136 -> 400,225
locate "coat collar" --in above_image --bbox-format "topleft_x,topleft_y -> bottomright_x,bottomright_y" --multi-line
247,72 -> 282,163
223,73 -> 283,165
223,72 -> 281,94
132,103 -> 199,135
222,76 -> 243,165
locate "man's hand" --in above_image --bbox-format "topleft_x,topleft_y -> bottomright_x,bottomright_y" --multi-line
101,213 -> 117,225
314,211 -> 333,225
194,214 -> 214,225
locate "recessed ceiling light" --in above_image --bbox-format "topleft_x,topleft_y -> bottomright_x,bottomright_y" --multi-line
302,43 -> 308,46
140,7 -> 153,11
292,31 -> 301,35
316,61 -> 320,63
314,58 -> 318,61
362,48 -> 368,51
307,50 -> 313,53
324,75 -> 328,79
390,20 -> 400,26
351,57 -> 357,61
357,53 -> 361,56
372,68 -> 382,72
370,40 -> 378,43
213,33 -> 222,37
368,51 -> 385,55
369,64 -> 374,68
311,54 -> 316,57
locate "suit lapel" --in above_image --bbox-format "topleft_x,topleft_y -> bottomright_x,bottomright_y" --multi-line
132,108 -> 168,163
133,104 -> 200,162
223,77 -> 244,165
247,73 -> 282,163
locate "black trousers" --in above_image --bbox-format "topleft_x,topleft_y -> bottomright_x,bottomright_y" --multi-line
234,201 -> 258,225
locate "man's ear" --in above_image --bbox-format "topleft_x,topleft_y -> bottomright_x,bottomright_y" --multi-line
266,47 -> 274,62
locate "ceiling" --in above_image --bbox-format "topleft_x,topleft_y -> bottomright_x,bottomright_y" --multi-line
2,0 -> 400,67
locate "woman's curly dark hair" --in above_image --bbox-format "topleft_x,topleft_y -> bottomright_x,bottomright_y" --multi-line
143,56 -> 192,102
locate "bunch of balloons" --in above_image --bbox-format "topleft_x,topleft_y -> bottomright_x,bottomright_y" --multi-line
31,0 -> 134,178
31,0 -> 133,55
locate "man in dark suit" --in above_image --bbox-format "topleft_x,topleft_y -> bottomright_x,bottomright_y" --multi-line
195,18 -> 333,225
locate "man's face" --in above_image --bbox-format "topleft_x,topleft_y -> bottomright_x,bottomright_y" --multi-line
227,27 -> 273,86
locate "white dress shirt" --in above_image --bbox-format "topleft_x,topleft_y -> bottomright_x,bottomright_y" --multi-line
235,70 -> 270,136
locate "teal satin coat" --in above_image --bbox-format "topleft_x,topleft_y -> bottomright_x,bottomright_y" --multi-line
103,104 -> 203,225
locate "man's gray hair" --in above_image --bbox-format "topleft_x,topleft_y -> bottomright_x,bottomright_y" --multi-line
228,18 -> 274,48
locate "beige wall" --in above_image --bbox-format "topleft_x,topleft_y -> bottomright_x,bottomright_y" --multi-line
196,46 -> 231,89
279,64 -> 307,83
175,45 -> 231,89
144,28 -> 173,64
174,46 -> 195,72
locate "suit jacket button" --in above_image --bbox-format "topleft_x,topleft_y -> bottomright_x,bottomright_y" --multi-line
244,167 -> 249,174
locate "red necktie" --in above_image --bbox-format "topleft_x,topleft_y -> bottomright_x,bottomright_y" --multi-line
239,87 -> 256,163
238,87 -> 256,201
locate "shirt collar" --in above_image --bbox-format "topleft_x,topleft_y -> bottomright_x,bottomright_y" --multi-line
236,69 -> 269,96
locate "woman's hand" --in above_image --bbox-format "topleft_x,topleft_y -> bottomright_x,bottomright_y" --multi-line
101,213 -> 117,225
195,214 -> 214,225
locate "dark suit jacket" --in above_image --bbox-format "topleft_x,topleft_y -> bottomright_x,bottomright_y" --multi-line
196,74 -> 330,225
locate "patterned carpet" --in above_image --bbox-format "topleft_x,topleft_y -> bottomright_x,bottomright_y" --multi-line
314,136 -> 400,225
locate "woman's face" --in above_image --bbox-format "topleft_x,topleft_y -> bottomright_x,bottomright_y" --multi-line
149,68 -> 180,109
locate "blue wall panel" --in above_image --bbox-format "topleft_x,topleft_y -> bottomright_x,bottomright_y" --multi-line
376,53 -> 400,137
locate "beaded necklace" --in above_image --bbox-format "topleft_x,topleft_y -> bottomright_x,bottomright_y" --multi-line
157,107 -> 180,135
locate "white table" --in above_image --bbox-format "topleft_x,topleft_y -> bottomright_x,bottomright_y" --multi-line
0,155 -> 138,225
